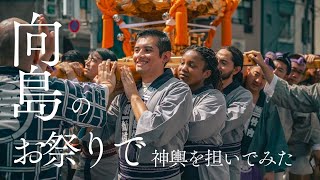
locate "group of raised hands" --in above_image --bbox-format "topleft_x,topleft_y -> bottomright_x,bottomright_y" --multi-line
244,51 -> 319,84
56,60 -> 137,99
56,50 -> 319,90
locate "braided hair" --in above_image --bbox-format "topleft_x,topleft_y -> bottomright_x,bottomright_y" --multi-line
183,45 -> 222,90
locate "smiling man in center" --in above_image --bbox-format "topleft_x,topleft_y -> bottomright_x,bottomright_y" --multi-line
99,29 -> 193,180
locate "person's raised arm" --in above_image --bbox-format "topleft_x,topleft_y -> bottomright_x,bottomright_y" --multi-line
51,60 -> 117,127
244,50 -> 274,84
244,51 -> 319,113
37,14 -> 55,70
244,50 -> 279,97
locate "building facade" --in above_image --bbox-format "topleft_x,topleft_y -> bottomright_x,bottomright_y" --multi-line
0,0 -> 318,56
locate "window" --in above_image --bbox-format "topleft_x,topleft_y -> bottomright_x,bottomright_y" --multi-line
232,0 -> 253,25
278,14 -> 294,43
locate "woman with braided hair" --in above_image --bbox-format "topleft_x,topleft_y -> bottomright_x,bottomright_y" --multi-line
178,45 -> 230,180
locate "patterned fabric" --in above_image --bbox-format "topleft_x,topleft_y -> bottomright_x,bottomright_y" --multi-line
0,66 -> 108,180
241,91 -> 266,155
243,99 -> 291,173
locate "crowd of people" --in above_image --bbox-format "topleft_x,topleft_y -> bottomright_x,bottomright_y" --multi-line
0,15 -> 319,180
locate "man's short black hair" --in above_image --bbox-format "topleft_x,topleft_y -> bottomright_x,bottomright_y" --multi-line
61,50 -> 85,65
136,29 -> 171,57
275,52 -> 291,75
88,48 -> 118,62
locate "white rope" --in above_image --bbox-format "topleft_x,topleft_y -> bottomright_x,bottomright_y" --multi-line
189,29 -> 210,33
187,23 -> 217,30
119,20 -> 166,29
118,20 -> 217,32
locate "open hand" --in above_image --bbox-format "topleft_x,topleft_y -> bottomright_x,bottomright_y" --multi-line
244,50 -> 265,66
37,14 -> 55,54
69,62 -> 84,77
58,62 -> 77,80
97,60 -> 117,94
120,66 -> 139,100
304,54 -> 318,64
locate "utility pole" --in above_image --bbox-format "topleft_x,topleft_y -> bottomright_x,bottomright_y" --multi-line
34,0 -> 40,14
89,0 -> 98,50
62,0 -> 80,19
314,0 -> 320,53
260,0 -> 264,53
311,0 -> 315,53
302,0 -> 311,53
